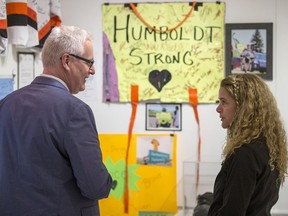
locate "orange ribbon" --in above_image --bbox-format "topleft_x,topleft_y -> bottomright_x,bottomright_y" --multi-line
129,1 -> 197,33
124,85 -> 139,213
189,87 -> 201,192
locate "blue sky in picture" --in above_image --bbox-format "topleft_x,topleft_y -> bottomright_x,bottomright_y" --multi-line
232,29 -> 267,53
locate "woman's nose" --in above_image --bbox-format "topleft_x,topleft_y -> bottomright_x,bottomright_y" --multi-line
216,104 -> 221,113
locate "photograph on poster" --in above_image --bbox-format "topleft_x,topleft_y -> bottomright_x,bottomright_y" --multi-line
225,23 -> 273,80
146,103 -> 181,131
136,135 -> 174,167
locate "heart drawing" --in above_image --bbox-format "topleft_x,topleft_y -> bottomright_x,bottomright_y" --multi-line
148,69 -> 172,92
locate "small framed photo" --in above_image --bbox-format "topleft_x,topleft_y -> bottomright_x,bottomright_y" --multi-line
225,23 -> 273,80
146,103 -> 182,131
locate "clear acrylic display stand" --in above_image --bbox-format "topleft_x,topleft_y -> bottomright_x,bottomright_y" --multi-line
182,161 -> 221,215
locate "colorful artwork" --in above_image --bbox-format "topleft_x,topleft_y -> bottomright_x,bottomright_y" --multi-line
99,134 -> 177,216
225,23 -> 273,80
102,2 -> 225,103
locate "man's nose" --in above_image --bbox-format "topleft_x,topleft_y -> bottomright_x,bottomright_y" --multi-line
89,66 -> 96,75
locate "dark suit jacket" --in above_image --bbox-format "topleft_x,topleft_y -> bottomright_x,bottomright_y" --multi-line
0,76 -> 113,216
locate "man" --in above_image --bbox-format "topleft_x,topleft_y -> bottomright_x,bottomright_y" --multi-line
241,44 -> 254,72
0,26 -> 113,216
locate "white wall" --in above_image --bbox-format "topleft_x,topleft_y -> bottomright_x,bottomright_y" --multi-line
1,0 -> 288,214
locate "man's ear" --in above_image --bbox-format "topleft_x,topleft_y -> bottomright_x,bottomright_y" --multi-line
61,54 -> 70,69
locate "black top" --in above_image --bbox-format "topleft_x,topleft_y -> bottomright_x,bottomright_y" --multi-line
208,137 -> 280,216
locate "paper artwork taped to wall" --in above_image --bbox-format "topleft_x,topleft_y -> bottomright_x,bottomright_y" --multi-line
99,134 -> 177,215
102,2 -> 225,103
0,78 -> 13,100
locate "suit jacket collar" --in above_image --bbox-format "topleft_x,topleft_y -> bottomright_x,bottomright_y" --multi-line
32,76 -> 69,92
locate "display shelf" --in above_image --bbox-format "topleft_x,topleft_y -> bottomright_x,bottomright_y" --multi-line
182,161 -> 221,212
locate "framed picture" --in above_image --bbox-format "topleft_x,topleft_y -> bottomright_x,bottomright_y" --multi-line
146,103 -> 182,131
17,52 -> 35,89
225,23 -> 273,80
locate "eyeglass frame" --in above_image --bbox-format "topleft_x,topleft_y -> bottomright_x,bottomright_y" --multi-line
68,53 -> 94,69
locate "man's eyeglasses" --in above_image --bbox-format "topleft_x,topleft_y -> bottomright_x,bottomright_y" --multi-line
69,53 -> 94,69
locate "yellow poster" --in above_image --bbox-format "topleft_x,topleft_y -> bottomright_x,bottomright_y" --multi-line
99,134 -> 177,216
102,2 -> 225,103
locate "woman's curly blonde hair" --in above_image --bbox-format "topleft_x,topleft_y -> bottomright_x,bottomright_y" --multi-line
221,74 -> 287,184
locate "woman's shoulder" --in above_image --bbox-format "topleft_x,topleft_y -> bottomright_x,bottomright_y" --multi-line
234,137 -> 269,163
240,137 -> 267,152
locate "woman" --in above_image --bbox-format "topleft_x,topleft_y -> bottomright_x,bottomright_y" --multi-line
208,74 -> 287,215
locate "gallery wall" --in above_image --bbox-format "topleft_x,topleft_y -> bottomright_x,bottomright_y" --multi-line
1,0 -> 288,214
59,0 -> 288,213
